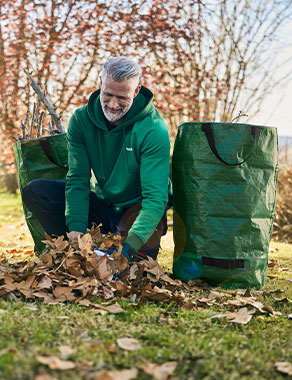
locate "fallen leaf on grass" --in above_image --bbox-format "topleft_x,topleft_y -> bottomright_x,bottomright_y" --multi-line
92,368 -> 138,380
205,313 -> 228,323
273,297 -> 292,304
268,259 -> 278,269
79,299 -> 91,307
34,373 -> 59,380
103,302 -> 124,314
36,355 -> 76,370
227,307 -> 256,324
225,297 -> 281,316
117,338 -> 142,351
75,358 -> 94,376
275,361 -> 292,376
140,361 -> 178,380
58,345 -> 76,360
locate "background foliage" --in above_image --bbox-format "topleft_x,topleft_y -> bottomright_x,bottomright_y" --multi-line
1,0 -> 292,177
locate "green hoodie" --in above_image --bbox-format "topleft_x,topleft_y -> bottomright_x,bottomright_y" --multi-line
65,86 -> 170,252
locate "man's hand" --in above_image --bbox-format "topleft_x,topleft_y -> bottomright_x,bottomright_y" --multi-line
121,243 -> 135,261
67,231 -> 83,241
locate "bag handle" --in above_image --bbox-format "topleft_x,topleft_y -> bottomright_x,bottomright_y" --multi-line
39,138 -> 68,170
201,123 -> 261,166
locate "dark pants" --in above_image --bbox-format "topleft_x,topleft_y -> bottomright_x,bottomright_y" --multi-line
22,179 -> 167,260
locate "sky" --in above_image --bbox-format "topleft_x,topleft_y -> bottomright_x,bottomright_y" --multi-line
249,18 -> 292,137
249,77 -> 292,137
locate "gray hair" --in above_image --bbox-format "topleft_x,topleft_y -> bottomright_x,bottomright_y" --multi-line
101,56 -> 142,83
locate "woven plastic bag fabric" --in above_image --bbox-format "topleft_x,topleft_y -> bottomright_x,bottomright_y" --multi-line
13,133 -> 68,255
172,122 -> 278,289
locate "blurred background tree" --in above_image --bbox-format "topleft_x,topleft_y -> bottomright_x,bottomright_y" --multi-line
1,0 -> 292,192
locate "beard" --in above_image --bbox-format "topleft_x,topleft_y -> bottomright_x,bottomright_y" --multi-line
101,100 -> 131,123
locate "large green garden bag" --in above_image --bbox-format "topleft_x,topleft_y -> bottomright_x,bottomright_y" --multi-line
13,134 -> 68,255
172,122 -> 278,289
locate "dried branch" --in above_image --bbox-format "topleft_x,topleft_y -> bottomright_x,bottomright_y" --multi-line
36,110 -> 44,138
29,103 -> 36,139
24,69 -> 64,133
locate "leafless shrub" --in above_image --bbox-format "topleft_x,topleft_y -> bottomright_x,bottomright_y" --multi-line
272,168 -> 292,243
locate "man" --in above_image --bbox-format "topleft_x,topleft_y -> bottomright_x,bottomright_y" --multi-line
22,56 -> 171,262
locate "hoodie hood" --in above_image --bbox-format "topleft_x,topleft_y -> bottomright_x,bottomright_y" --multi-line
86,85 -> 155,132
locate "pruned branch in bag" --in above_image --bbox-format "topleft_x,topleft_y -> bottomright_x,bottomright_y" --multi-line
16,71 -> 65,140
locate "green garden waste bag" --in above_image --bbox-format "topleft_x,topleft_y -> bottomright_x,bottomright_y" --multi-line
13,134 -> 68,255
172,122 -> 278,289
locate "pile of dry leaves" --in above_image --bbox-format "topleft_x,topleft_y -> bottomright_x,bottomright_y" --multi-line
0,226 -> 193,307
0,225 -> 291,326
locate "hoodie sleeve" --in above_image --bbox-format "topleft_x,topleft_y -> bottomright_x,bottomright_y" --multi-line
65,113 -> 91,233
124,117 -> 170,252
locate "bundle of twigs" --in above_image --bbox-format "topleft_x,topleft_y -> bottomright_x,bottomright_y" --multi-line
15,70 -> 64,141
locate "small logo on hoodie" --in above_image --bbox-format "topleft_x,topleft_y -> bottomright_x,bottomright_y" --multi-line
126,147 -> 133,151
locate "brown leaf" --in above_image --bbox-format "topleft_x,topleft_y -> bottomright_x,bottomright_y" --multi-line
33,291 -> 55,303
39,252 -> 53,266
53,286 -> 75,301
3,273 -> 17,291
115,253 -> 129,272
182,302 -> 196,310
54,236 -> 69,251
92,368 -> 138,380
144,263 -> 164,282
64,256 -> 84,277
37,276 -> 53,289
99,237 -> 115,250
268,259 -> 278,269
140,361 -> 178,380
273,297 -> 292,304
34,373 -> 59,380
58,345 -> 76,360
79,299 -> 92,307
92,370 -> 113,380
42,233 -> 56,248
227,307 -> 255,324
161,274 -> 180,285
78,233 -> 92,251
275,361 -> 292,376
117,338 -> 142,351
110,368 -> 138,380
106,344 -> 119,353
205,313 -> 228,323
103,303 -> 124,314
36,355 -> 76,370
96,256 -> 113,281
90,308 -> 108,316
111,280 -> 130,296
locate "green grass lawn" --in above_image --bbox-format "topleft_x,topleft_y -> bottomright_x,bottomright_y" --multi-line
0,190 -> 291,380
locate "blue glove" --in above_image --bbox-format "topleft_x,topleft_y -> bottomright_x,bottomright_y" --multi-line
121,242 -> 135,261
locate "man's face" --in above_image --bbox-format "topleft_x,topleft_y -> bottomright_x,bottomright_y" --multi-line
100,74 -> 141,125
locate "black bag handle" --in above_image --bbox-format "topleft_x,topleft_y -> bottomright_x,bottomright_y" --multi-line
202,123 -> 261,166
39,138 -> 68,170
202,256 -> 244,269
